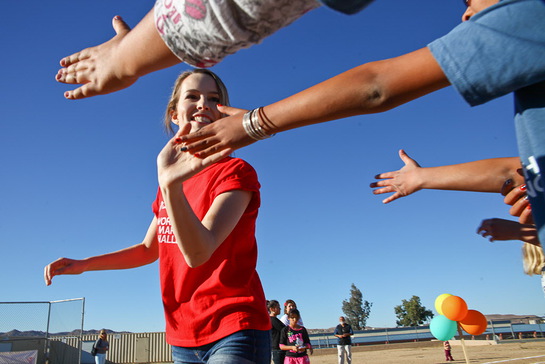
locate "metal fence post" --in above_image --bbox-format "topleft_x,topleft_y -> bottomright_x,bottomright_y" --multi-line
45,302 -> 52,363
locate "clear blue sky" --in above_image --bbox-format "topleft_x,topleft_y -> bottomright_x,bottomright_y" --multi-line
1,0 -> 543,333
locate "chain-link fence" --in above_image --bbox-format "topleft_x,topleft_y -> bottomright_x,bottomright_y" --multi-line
0,298 -> 85,364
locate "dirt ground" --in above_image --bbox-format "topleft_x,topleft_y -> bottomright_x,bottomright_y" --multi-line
306,339 -> 545,364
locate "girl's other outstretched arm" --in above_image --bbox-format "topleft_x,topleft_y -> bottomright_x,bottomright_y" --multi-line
44,217 -> 159,285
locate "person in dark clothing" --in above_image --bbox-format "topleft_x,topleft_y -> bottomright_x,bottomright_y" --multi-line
280,309 -> 312,364
268,300 -> 286,364
334,316 -> 353,364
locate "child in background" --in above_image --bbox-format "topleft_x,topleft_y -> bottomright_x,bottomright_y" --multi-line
280,309 -> 312,364
443,341 -> 454,362
280,299 -> 304,326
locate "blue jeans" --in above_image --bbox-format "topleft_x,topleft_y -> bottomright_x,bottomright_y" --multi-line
94,353 -> 106,364
171,329 -> 271,364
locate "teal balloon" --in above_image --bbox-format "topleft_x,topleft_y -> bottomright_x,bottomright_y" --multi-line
430,315 -> 457,341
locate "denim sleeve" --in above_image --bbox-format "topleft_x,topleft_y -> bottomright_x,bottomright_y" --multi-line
428,0 -> 545,106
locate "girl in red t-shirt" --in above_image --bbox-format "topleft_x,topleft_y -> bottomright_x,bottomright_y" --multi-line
44,69 -> 271,363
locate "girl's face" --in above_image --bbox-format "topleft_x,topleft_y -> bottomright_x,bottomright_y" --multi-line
288,316 -> 299,327
286,303 -> 296,312
171,73 -> 222,133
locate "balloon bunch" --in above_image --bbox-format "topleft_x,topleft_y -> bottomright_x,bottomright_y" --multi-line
430,294 -> 488,341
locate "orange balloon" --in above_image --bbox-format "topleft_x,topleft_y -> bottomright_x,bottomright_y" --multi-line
441,295 -> 468,321
460,310 -> 487,336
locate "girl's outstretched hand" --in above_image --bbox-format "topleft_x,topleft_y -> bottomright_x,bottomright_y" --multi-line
370,149 -> 422,204
177,105 -> 254,158
44,257 -> 85,286
157,123 -> 232,188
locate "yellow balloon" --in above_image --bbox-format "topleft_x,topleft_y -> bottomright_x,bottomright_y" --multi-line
435,293 -> 453,315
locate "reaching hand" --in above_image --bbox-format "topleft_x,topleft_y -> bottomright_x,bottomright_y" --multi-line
477,218 -> 538,244
370,149 -> 422,204
177,105 -> 255,158
55,16 -> 138,100
44,257 -> 85,286
157,124 -> 232,188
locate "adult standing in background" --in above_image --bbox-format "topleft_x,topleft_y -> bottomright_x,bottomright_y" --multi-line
94,330 -> 109,364
334,317 -> 353,364
268,300 -> 286,364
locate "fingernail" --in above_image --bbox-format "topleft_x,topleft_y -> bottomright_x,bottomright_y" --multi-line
64,92 -> 70,98
180,147 -> 188,152
194,153 -> 201,158
114,15 -> 122,20
174,138 -> 182,144
520,184 -> 527,191
527,204 -> 532,210
217,104 -> 223,107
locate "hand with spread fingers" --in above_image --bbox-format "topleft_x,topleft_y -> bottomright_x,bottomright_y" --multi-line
370,149 -> 423,204
370,152 -> 523,204
157,123 -> 232,187
56,15 -> 136,99
55,12 -> 179,100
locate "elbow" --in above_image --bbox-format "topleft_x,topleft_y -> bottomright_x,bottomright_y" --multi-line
364,87 -> 389,112
352,60 -> 427,114
352,64 -> 391,114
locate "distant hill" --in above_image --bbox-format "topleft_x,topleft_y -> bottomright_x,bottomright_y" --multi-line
2,314 -> 541,337
0,328 -> 130,338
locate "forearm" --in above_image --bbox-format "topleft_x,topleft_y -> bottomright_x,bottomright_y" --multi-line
417,157 -> 522,193
279,344 -> 297,351
518,224 -> 540,245
263,48 -> 449,133
117,10 -> 180,78
160,185 -> 218,268
82,243 -> 158,272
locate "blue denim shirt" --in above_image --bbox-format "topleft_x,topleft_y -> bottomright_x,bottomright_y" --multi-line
429,0 -> 545,242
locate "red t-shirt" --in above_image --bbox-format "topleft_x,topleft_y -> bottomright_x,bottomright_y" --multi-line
152,157 -> 270,347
